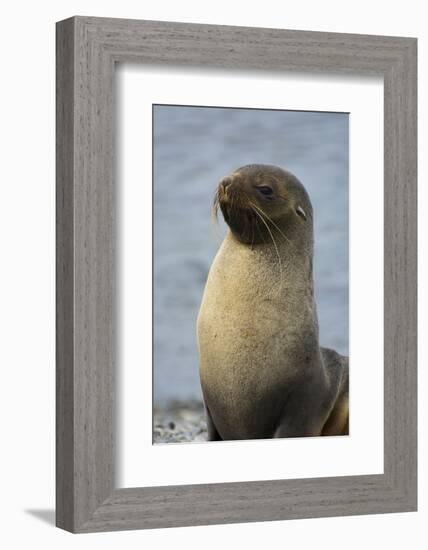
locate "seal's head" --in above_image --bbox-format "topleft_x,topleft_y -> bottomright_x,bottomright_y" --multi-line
214,164 -> 313,245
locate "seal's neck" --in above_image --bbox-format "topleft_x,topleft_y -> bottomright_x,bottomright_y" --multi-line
226,226 -> 315,290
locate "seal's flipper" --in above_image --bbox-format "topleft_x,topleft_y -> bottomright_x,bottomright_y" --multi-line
205,405 -> 223,441
320,347 -> 349,436
273,383 -> 332,439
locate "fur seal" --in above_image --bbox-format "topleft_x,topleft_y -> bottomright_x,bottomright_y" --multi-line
197,164 -> 349,440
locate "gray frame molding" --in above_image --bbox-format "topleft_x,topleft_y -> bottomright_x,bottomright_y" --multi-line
56,16 -> 417,533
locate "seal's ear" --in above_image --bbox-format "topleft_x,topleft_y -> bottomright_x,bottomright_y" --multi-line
296,205 -> 307,221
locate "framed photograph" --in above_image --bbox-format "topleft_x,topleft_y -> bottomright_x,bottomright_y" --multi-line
56,16 -> 417,532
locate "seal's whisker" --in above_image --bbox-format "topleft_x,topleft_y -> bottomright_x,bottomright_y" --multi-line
254,215 -> 266,244
250,206 -> 283,290
212,189 -> 219,221
211,190 -> 223,242
249,201 -> 292,245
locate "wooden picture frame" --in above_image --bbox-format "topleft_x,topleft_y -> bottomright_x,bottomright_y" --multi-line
56,16 -> 417,533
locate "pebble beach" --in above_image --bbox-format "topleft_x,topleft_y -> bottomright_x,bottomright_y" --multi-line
153,401 -> 207,444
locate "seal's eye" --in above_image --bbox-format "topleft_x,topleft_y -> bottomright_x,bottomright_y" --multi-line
257,185 -> 273,197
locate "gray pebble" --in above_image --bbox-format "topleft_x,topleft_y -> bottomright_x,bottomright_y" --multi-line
153,401 -> 207,443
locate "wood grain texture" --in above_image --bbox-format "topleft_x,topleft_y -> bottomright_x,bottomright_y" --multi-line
56,16 -> 417,533
56,18 -> 75,531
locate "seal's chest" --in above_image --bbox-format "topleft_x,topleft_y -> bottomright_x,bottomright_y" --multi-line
202,366 -> 286,440
199,319 -> 290,405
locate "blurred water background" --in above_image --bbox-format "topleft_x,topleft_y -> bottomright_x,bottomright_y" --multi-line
153,105 -> 348,406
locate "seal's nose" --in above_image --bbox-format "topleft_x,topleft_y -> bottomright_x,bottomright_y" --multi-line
220,176 -> 233,193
